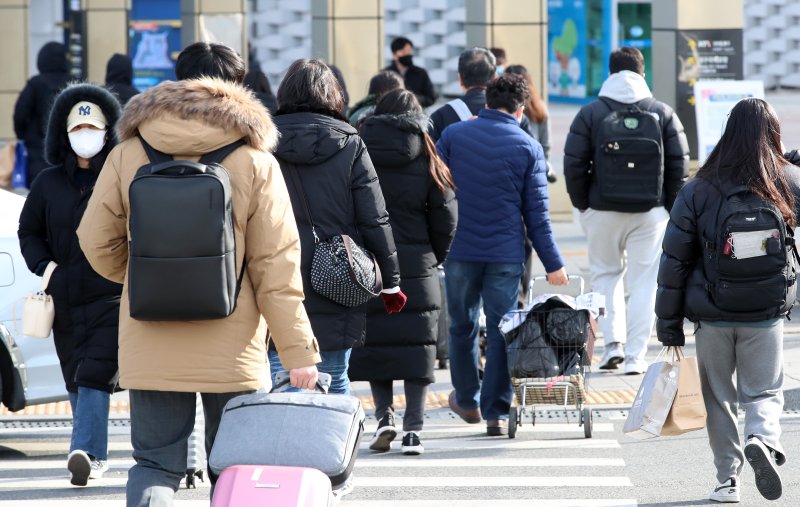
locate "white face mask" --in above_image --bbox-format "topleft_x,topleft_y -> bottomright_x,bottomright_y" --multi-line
68,128 -> 107,159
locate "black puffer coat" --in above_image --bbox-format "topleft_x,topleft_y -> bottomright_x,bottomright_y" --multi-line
349,113 -> 457,383
105,53 -> 140,106
655,168 -> 800,345
13,42 -> 72,184
564,97 -> 690,212
272,112 -> 401,351
18,84 -> 123,393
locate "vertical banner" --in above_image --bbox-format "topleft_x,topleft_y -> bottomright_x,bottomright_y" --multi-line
675,29 -> 744,159
693,80 -> 765,165
129,20 -> 181,91
548,0 -> 588,99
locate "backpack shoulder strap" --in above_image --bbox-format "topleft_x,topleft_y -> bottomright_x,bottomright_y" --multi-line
448,98 -> 473,122
199,139 -> 246,166
636,97 -> 658,111
138,135 -> 172,164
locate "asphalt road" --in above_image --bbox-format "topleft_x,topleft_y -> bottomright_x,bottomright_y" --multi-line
0,408 -> 797,506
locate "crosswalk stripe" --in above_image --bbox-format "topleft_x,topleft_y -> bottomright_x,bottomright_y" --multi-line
0,501 -> 638,507
363,423 -> 614,434
0,503 -> 208,507
352,476 -> 632,488
342,501 -> 638,507
356,457 -> 626,468
0,459 -> 136,470
360,438 -> 620,450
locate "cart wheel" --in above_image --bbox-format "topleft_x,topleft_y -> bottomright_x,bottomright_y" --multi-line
583,408 -> 593,439
508,407 -> 518,439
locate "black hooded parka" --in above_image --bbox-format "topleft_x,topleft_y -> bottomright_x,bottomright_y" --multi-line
17,83 -> 123,393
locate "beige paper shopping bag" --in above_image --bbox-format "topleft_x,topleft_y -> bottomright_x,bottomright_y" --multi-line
661,350 -> 706,436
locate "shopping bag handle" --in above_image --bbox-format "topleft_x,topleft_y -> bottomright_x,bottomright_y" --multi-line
271,371 -> 331,394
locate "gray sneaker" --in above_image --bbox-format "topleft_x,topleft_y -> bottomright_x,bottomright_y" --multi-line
89,459 -> 108,479
598,342 -> 624,370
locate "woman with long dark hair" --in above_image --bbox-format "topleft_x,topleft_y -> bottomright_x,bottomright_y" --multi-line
267,59 -> 404,407
656,98 -> 798,503
350,89 -> 457,455
18,83 -> 123,486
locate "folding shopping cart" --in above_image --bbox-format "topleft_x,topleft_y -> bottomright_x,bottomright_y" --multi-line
501,276 -> 597,439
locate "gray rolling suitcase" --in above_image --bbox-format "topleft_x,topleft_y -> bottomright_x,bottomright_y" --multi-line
208,373 -> 364,489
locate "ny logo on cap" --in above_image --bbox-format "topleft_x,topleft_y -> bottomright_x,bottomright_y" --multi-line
79,105 -> 91,116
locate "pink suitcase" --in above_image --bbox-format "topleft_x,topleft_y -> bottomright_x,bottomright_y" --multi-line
211,465 -> 335,507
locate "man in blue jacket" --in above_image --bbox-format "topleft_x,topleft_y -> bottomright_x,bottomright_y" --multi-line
437,73 -> 568,436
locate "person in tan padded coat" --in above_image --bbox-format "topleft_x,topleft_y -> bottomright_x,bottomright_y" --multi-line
77,42 -> 320,506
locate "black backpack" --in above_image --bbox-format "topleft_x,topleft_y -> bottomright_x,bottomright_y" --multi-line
704,185 -> 799,316
127,136 -> 246,321
594,97 -> 664,205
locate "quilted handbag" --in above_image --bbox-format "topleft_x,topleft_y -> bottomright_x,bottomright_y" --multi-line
286,164 -> 383,307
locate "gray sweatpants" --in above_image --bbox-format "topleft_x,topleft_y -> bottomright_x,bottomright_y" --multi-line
695,321 -> 785,483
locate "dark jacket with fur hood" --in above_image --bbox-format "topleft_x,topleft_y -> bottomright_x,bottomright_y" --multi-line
18,83 -> 123,393
349,112 -> 457,383
272,110 -> 401,352
76,78 -> 320,393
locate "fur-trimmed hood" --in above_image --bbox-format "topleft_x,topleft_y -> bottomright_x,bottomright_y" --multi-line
358,112 -> 429,168
117,78 -> 277,156
45,83 -> 122,166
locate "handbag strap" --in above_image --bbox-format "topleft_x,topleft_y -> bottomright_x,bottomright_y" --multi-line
41,262 -> 57,292
284,162 -> 320,243
340,234 -> 383,295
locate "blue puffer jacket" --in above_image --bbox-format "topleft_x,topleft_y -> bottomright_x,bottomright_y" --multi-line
436,108 -> 564,272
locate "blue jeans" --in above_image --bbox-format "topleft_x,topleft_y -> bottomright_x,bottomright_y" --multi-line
68,387 -> 110,460
445,260 -> 524,421
268,348 -> 352,395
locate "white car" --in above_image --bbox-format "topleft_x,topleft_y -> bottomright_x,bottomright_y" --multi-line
0,189 -> 67,411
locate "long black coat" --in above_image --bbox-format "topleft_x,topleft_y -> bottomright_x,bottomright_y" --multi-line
272,112 -> 401,351
17,84 -> 123,393
349,113 -> 457,383
13,42 -> 71,184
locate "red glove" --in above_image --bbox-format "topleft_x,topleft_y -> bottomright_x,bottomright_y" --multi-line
381,290 -> 407,314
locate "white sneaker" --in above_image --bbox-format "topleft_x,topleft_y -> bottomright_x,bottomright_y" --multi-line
89,459 -> 108,479
745,436 -> 782,500
598,342 -> 624,370
623,356 -> 647,375
67,450 -> 91,486
710,477 -> 740,503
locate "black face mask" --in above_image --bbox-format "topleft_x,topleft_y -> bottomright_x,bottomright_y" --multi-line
398,55 -> 414,67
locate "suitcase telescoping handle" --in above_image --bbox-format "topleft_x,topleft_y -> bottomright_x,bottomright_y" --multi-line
271,371 -> 332,394
529,275 -> 585,302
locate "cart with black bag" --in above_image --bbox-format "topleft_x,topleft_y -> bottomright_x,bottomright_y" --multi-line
500,276 -> 597,439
